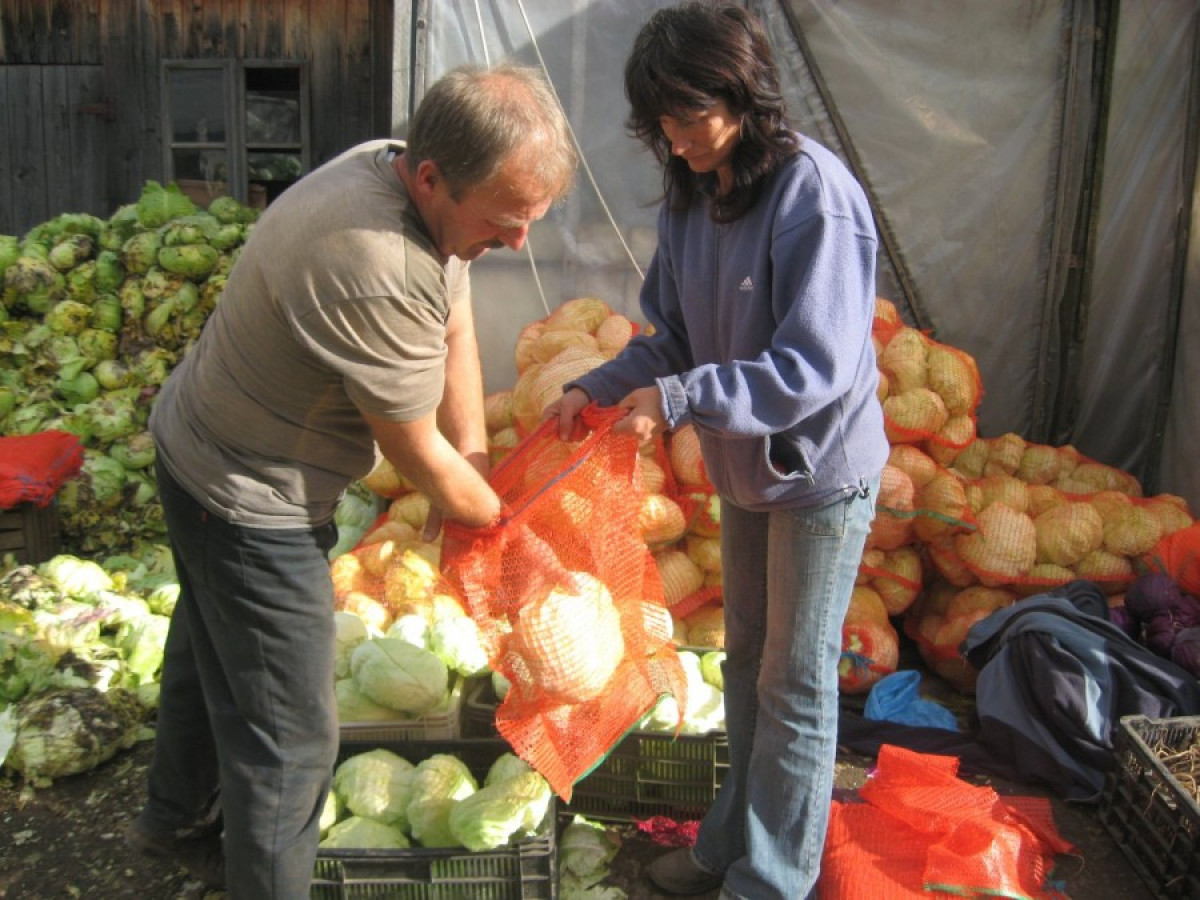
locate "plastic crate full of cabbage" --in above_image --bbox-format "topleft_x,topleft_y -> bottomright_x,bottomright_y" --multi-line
313,737 -> 557,899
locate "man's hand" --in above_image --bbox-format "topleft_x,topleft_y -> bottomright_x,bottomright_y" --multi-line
615,385 -> 666,445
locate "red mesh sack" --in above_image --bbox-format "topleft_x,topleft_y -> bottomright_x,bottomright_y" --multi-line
0,431 -> 85,509
440,405 -> 685,800
1146,520 -> 1200,596
820,744 -> 1074,900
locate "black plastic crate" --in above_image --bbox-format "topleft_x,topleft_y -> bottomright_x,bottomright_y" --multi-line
313,737 -> 557,899
338,675 -> 468,743
564,728 -> 728,823
463,676 -> 728,823
1098,715 -> 1200,900
462,677 -> 504,739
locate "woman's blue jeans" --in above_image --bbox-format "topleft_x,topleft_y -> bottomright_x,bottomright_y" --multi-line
138,460 -> 340,899
692,481 -> 877,900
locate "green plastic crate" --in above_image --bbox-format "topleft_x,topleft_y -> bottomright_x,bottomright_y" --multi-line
463,678 -> 727,822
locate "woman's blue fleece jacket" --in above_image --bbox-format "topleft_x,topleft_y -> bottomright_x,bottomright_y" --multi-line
570,134 -> 888,511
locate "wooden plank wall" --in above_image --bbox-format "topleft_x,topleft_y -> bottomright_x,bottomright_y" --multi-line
0,0 -> 389,235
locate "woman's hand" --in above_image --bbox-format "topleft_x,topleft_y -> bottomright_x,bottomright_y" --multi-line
615,386 -> 666,445
543,387 -> 592,441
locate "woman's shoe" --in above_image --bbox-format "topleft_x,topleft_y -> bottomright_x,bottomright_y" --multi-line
647,847 -> 723,895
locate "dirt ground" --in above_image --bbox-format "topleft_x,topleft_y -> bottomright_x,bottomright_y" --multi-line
0,729 -> 1158,900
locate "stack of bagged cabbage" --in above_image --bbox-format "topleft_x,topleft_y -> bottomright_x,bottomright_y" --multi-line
344,293 -> 1198,715
0,182 -> 259,557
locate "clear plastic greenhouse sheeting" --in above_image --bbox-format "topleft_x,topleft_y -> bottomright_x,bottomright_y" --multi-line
416,1 -> 1199,514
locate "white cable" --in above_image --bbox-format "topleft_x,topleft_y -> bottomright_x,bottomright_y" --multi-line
511,0 -> 645,282
471,0 -> 553,316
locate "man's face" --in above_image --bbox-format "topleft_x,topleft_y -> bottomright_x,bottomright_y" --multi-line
423,158 -> 553,261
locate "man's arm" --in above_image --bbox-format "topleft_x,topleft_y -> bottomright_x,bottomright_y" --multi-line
364,296 -> 499,530
366,411 -> 501,528
436,294 -> 491,480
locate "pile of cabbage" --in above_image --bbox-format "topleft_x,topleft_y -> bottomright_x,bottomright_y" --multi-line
320,746 -> 552,852
1122,572 -> 1200,676
0,182 -> 259,555
334,604 -> 491,727
0,548 -> 179,784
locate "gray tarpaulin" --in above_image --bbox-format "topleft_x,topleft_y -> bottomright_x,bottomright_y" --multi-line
407,0 -> 1199,513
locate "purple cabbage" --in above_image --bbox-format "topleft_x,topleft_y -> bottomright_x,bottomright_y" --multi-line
1124,573 -> 1185,621
1123,572 -> 1200,660
1170,627 -> 1200,676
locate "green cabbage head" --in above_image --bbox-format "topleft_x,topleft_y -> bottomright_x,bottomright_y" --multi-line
447,771 -> 552,851
332,747 -> 416,829
349,637 -> 448,715
318,816 -> 409,850
1,686 -> 144,786
405,754 -> 478,847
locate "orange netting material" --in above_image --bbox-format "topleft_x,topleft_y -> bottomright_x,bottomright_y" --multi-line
0,431 -> 85,509
440,404 -> 686,800
820,744 -> 1075,900
1145,521 -> 1200,597
873,313 -> 984,457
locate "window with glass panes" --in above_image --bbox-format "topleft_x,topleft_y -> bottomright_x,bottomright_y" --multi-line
162,61 -> 309,209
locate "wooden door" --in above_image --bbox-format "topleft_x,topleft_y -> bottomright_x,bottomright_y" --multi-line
0,64 -> 110,237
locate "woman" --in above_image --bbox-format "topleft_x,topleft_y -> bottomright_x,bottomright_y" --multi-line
546,3 -> 886,897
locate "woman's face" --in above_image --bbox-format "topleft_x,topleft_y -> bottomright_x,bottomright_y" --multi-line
658,99 -> 741,192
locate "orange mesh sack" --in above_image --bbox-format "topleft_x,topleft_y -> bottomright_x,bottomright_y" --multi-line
1146,520 -> 1200,596
820,744 -> 1074,900
440,405 -> 686,800
876,324 -> 982,455
0,431 -> 85,508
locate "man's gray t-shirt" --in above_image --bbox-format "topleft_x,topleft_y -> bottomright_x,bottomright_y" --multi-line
150,140 -> 470,527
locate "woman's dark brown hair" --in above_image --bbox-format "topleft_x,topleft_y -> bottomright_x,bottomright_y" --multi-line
624,1 -> 800,222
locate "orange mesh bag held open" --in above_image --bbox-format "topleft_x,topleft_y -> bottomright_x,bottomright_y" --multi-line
440,405 -> 686,800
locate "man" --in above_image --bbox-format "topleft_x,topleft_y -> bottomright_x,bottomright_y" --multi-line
126,63 -> 577,898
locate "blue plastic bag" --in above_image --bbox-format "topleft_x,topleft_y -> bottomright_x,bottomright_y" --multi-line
863,670 -> 959,731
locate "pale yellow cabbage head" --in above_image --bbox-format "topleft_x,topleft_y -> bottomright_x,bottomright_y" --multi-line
888,444 -> 939,489
951,438 -> 991,480
884,388 -> 948,437
596,313 -> 635,358
955,502 -> 1037,584
1034,501 -> 1104,566
930,413 -> 976,458
1101,504 -> 1163,557
970,473 -> 1030,516
1074,548 -> 1134,585
878,327 -> 929,394
655,549 -> 705,606
544,296 -> 613,333
1142,495 -> 1194,536
1016,444 -> 1063,485
926,342 -> 980,415
530,329 -> 600,365
510,571 -> 624,704
983,433 -> 1027,476
914,469 -> 971,543
1027,484 -> 1067,518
